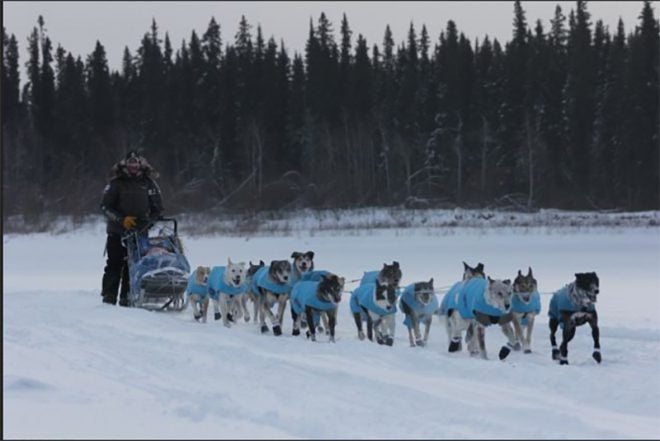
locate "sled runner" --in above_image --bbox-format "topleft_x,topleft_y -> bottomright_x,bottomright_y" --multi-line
122,217 -> 191,311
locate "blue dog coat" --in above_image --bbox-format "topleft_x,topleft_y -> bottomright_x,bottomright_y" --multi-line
255,266 -> 292,295
186,274 -> 208,302
349,282 -> 397,317
291,281 -> 337,326
512,291 -> 541,325
439,281 -> 465,316
207,266 -> 247,300
441,278 -> 508,324
360,271 -> 379,285
548,285 -> 595,320
400,283 -> 439,329
300,270 -> 330,282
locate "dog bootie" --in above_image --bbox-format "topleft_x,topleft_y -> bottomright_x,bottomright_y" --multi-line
292,328 -> 300,336
415,339 -> 425,347
449,339 -> 461,353
551,348 -> 560,360
592,350 -> 602,363
272,325 -> 282,336
227,313 -> 234,323
524,349 -> 532,354
261,324 -> 269,334
499,345 -> 511,360
214,312 -> 221,321
194,313 -> 202,322
118,298 -> 130,307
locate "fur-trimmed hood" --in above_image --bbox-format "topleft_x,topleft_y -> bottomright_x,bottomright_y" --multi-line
109,154 -> 159,180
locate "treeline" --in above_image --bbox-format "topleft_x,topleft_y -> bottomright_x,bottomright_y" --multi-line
2,1 -> 659,220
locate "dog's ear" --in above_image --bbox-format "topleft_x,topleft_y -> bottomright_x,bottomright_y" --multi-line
528,267 -> 533,277
429,277 -> 434,286
503,279 -> 511,285
291,251 -> 301,259
227,257 -> 233,266
305,251 -> 315,259
393,261 -> 400,268
463,261 -> 469,270
476,263 -> 484,272
259,260 -> 265,266
517,269 -> 522,277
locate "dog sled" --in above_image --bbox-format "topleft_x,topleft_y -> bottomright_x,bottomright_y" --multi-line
122,217 -> 191,311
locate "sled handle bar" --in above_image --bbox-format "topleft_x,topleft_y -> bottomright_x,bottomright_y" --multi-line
157,217 -> 178,235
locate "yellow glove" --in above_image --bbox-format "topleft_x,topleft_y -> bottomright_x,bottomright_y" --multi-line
122,216 -> 137,230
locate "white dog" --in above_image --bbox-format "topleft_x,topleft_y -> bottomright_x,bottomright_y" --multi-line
208,258 -> 248,328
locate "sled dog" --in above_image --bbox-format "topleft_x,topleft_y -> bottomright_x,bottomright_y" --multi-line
499,267 -> 541,359
548,272 -> 601,365
187,266 -> 211,322
242,260 -> 265,324
256,259 -> 293,336
399,279 -> 438,347
350,279 -> 398,345
290,273 -> 344,342
440,275 -> 514,359
208,259 -> 248,327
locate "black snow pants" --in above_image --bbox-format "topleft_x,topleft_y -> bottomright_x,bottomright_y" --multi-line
101,233 -> 129,305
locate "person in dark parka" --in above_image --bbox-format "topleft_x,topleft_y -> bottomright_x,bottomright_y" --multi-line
100,151 -> 163,306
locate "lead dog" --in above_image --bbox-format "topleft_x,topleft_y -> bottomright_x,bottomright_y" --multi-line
440,275 -> 514,359
255,259 -> 293,336
186,266 -> 211,322
208,259 -> 248,327
290,273 -> 345,342
349,279 -> 398,345
500,267 -> 541,358
548,272 -> 601,365
400,279 -> 437,347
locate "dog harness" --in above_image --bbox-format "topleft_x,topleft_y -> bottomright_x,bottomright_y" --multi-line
291,281 -> 337,326
400,283 -> 439,329
548,284 -> 595,320
511,290 -> 541,326
255,266 -> 292,295
349,282 -> 397,317
186,273 -> 208,299
207,266 -> 247,300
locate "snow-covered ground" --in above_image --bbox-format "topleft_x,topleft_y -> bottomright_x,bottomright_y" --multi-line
4,219 -> 660,439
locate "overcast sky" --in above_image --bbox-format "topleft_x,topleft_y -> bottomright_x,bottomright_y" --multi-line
4,1 -> 646,79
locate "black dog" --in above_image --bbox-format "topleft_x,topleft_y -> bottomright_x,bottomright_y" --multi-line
548,272 -> 601,365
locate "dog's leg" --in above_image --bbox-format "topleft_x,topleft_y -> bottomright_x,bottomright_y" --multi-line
448,312 -> 464,352
305,306 -> 316,342
549,317 -> 560,360
327,308 -> 337,343
291,307 -> 301,336
559,314 -> 577,365
212,297 -> 222,321
587,311 -> 601,363
201,297 -> 209,323
407,320 -> 416,347
511,313 -> 524,351
240,293 -> 250,322
422,315 -> 432,346
476,324 -> 487,359
466,321 -> 479,356
411,313 -> 423,347
353,312 -> 366,340
523,314 -> 535,353
220,296 -> 231,328
318,311 -> 329,335
272,294 -> 289,336
259,292 -> 273,334
382,314 -> 395,346
190,294 -> 202,321
498,317 -> 518,360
